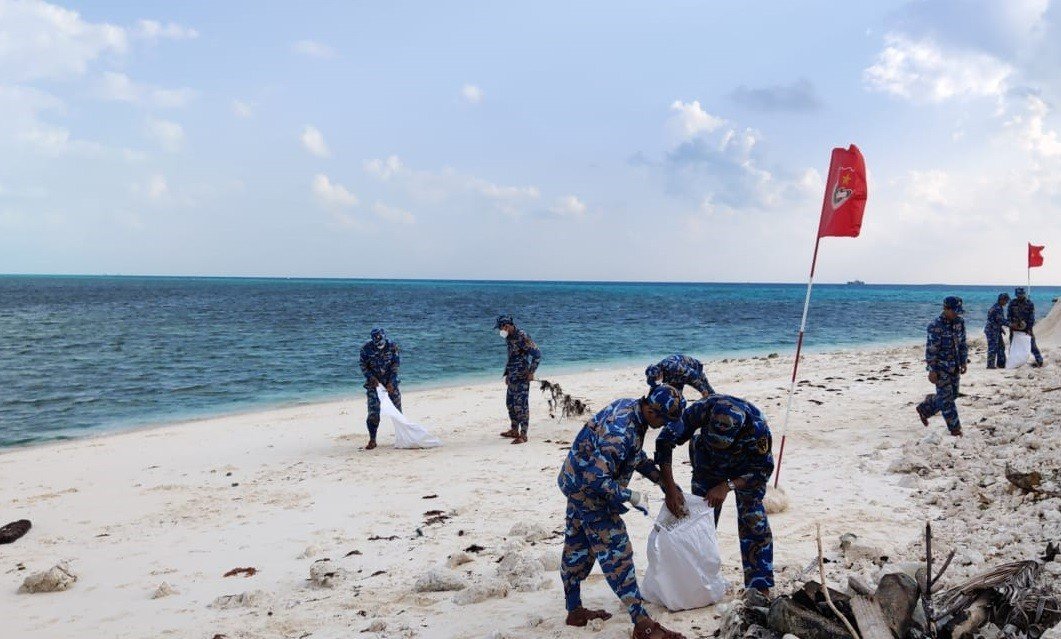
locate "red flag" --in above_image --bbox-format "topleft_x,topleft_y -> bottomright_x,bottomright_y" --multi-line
1029,243 -> 1045,268
818,144 -> 868,238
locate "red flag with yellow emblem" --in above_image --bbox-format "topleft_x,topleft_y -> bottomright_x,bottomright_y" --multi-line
817,145 -> 867,238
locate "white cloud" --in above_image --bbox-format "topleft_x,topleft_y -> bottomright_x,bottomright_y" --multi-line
549,195 -> 587,218
231,99 -> 253,118
362,154 -> 541,216
147,174 -> 168,199
300,125 -> 330,158
134,19 -> 198,41
363,155 -> 403,179
291,39 -> 336,59
863,33 -> 1013,103
460,83 -> 484,104
145,117 -> 185,151
311,174 -> 358,209
668,100 -> 726,141
372,202 -> 415,225
97,72 -> 195,108
1005,94 -> 1061,158
0,0 -> 128,82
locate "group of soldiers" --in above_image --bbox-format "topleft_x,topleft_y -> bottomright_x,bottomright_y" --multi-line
357,317 -> 773,639
917,287 -> 1044,437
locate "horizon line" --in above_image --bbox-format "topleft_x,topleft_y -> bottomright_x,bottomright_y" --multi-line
2,272 -> 1060,289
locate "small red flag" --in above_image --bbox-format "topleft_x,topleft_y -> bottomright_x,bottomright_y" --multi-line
1029,243 -> 1045,268
818,144 -> 868,239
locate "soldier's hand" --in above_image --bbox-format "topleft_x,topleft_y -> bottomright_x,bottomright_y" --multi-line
664,488 -> 687,518
705,483 -> 729,508
928,371 -> 939,384
959,364 -> 967,375
526,372 -> 535,382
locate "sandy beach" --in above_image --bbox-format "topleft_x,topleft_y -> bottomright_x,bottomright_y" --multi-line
2,329 -> 1059,638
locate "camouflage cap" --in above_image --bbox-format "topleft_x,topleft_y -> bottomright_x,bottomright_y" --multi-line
1015,287 -> 1027,297
494,315 -> 514,330
646,384 -> 686,423
943,296 -> 964,313
370,327 -> 387,341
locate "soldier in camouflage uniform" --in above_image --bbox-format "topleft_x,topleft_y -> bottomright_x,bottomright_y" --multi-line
984,293 -> 1009,369
916,297 -> 967,436
655,394 -> 775,594
359,327 -> 401,450
645,354 -> 716,398
1007,287 -> 1044,367
557,384 -> 687,639
495,315 -> 541,445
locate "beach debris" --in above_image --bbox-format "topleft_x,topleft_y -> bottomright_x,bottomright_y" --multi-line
422,494 -> 438,499
209,589 -> 272,609
423,509 -> 452,526
0,519 -> 31,545
368,534 -> 399,541
19,562 -> 78,593
447,551 -> 474,568
464,543 -> 486,553
345,549 -> 363,557
309,558 -> 346,588
538,379 -> 591,420
151,581 -> 177,599
361,619 -> 387,633
764,485 -> 790,514
413,567 -> 467,592
222,566 -> 258,578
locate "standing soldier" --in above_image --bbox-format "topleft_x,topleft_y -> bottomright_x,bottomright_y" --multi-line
1007,287 -> 1044,367
645,354 -> 716,398
916,297 -> 967,436
359,327 -> 401,450
984,293 -> 1009,369
655,394 -> 775,596
495,315 -> 541,445
557,384 -> 687,639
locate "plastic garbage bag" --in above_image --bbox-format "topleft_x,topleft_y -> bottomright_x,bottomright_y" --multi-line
1006,332 -> 1033,369
641,491 -> 729,611
377,386 -> 442,449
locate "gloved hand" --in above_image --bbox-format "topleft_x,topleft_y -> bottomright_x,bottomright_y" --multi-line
629,490 -> 649,516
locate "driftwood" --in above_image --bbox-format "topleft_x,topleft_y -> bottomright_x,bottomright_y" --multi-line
538,380 -> 590,421
850,595 -> 892,639
1005,463 -> 1061,497
816,523 -> 860,639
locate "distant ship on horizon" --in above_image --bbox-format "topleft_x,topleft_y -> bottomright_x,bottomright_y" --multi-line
846,279 -> 866,285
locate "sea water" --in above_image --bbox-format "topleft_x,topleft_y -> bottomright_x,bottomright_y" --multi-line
1,275 -> 1056,446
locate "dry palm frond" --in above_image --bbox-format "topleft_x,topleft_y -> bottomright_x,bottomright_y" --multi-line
935,560 -> 1042,622
538,379 -> 591,421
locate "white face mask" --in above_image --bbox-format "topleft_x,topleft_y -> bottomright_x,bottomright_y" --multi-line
499,329 -> 509,338
375,340 -> 385,350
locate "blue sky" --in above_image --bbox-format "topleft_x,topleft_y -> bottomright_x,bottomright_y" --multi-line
0,0 -> 1058,284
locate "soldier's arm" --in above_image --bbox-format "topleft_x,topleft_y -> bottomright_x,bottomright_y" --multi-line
359,346 -> 373,379
524,335 -> 542,376
633,450 -> 662,485
925,325 -> 940,371
1027,302 -> 1035,329
390,343 -> 401,378
689,372 -> 715,395
958,323 -> 968,363
582,433 -> 635,511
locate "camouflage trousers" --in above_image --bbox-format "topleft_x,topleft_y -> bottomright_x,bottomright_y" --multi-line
365,383 -> 401,439
985,329 -> 1006,368
918,371 -> 960,434
692,475 -> 774,590
506,379 -> 530,435
560,502 -> 648,623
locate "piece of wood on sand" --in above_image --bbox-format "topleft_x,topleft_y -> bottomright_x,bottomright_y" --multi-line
850,595 -> 892,639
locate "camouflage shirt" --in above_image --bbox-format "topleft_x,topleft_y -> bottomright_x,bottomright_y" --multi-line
645,354 -> 714,394
925,315 -> 967,373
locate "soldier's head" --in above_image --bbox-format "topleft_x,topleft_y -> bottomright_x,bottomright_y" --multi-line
1015,287 -> 1027,299
998,293 -> 1010,304
641,384 -> 686,429
494,315 -> 515,338
942,296 -> 963,320
370,328 -> 387,349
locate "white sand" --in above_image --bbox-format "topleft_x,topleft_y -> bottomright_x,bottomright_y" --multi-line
1,335 -> 1058,639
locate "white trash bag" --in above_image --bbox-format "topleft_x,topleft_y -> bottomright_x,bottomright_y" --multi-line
377,386 -> 442,449
1006,332 -> 1033,369
642,491 -> 729,611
